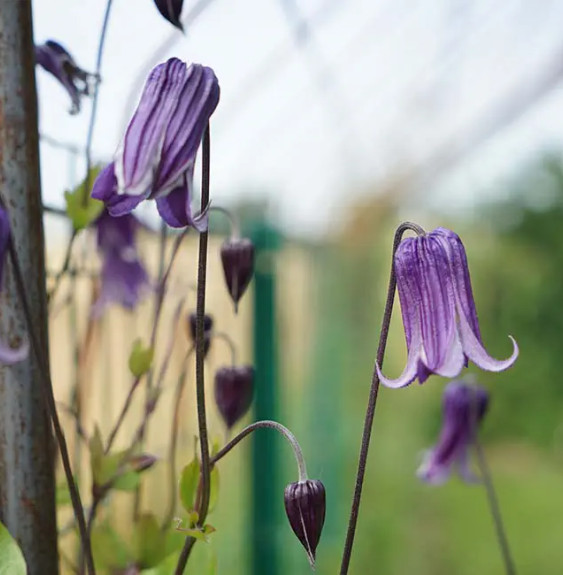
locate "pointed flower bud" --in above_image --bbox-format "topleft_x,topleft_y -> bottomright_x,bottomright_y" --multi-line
153,0 -> 185,30
129,453 -> 158,473
220,238 -> 254,312
284,479 -> 326,568
418,379 -> 489,484
91,211 -> 149,317
377,227 -> 518,388
91,58 -> 220,229
187,312 -> 213,356
214,365 -> 254,429
0,207 -> 28,364
35,40 -> 98,114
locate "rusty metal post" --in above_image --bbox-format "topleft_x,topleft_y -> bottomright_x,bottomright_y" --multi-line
0,2 -> 59,574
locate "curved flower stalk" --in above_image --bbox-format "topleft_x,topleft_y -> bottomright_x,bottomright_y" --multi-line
35,40 -> 98,114
153,0 -> 185,30
91,211 -> 149,316
377,227 -> 518,388
0,207 -> 28,364
418,379 -> 489,484
92,58 -> 220,229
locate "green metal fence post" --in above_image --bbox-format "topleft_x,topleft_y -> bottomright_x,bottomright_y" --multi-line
251,221 -> 281,575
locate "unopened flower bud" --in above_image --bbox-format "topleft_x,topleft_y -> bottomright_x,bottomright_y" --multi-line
129,453 -> 158,473
153,0 -> 185,31
284,479 -> 326,568
220,238 -> 254,312
214,365 -> 254,429
187,312 -> 214,356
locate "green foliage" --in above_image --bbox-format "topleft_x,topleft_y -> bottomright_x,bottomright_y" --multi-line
133,514 -> 168,568
89,426 -> 141,491
128,339 -> 154,378
0,521 -> 26,575
179,458 -> 200,513
64,166 -> 104,230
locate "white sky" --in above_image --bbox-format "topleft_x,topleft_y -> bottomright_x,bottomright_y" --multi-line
32,0 -> 563,237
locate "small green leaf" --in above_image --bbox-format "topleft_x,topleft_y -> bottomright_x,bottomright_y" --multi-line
175,528 -> 207,541
208,466 -> 219,513
179,458 -> 200,513
64,166 -> 104,230
112,469 -> 140,492
91,522 -> 131,570
128,339 -> 154,378
0,521 -> 26,575
133,514 -> 167,568
202,524 -> 216,535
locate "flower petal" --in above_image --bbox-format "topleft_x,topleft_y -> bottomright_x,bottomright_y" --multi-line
458,311 -> 518,372
433,327 -> 465,378
92,165 -> 145,217
376,325 -> 422,388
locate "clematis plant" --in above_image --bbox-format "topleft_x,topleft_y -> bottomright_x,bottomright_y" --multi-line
91,58 -> 220,229
417,379 -> 489,484
376,227 -> 518,388
35,40 -> 98,114
91,210 -> 149,316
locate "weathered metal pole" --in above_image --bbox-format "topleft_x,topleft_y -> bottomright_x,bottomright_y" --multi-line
0,2 -> 59,574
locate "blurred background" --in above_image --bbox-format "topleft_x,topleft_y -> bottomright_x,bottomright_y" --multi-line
35,0 -> 563,573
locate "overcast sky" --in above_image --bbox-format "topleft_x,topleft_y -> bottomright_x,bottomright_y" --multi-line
33,0 -> 563,237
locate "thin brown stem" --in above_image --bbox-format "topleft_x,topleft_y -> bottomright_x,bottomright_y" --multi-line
7,240 -> 96,575
339,221 -> 425,575
175,124 -> 211,575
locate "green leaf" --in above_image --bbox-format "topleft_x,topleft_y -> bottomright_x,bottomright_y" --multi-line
0,521 -> 26,575
91,522 -> 131,571
64,166 -> 104,230
133,514 -> 167,568
112,469 -> 140,492
128,339 -> 154,378
208,466 -> 219,513
179,458 -> 200,513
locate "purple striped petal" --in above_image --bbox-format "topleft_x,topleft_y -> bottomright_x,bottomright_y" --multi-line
155,174 -> 209,231
115,58 -> 190,196
154,64 -> 219,194
92,163 -> 145,216
376,323 -> 422,388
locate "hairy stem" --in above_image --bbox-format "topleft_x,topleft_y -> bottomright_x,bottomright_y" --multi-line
175,124 -> 211,575
339,221 -> 425,575
7,241 -> 96,575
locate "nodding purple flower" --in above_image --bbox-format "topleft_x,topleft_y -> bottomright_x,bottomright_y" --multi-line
377,227 -> 518,388
35,40 -> 98,114
214,365 -> 254,429
153,0 -> 185,30
418,380 -> 489,484
91,58 -> 220,230
284,479 -> 326,568
187,312 -> 213,356
220,238 -> 254,312
91,211 -> 149,317
0,208 -> 28,364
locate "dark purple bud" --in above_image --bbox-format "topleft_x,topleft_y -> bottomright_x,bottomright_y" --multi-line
153,0 -> 185,31
188,312 -> 214,356
284,479 -> 326,568
220,238 -> 254,312
214,365 -> 254,428
129,453 -> 158,473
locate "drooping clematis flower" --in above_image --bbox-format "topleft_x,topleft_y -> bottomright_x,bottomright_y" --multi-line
220,238 -> 255,312
187,311 -> 213,357
35,40 -> 98,114
153,0 -> 185,30
0,209 -> 29,363
91,58 -> 220,229
417,380 -> 489,484
377,227 -> 518,388
91,211 -> 150,317
214,365 -> 254,429
284,479 -> 326,568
